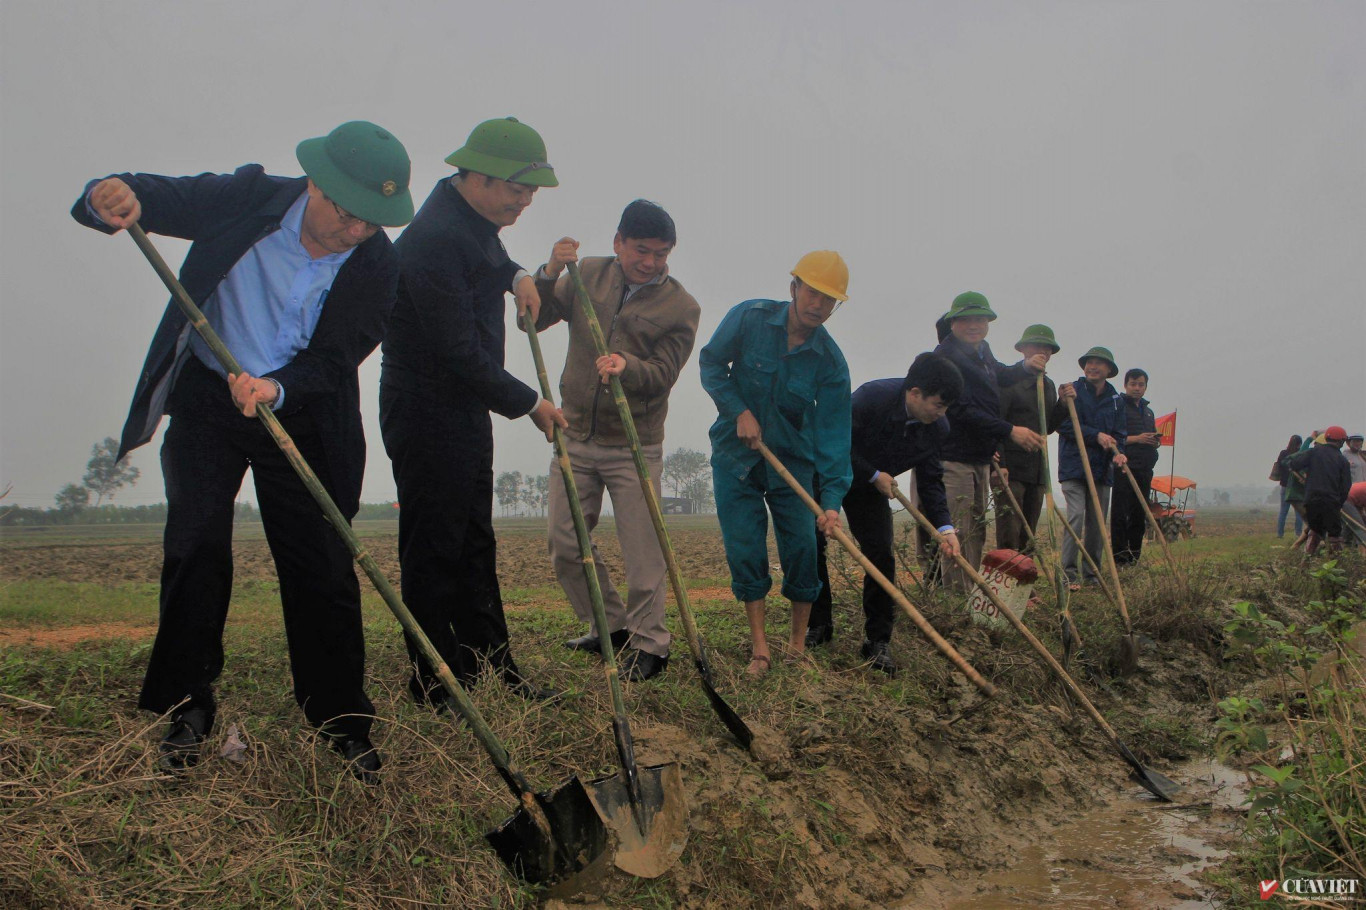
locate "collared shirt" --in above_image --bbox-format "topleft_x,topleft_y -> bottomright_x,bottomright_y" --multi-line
188,193 -> 353,407
699,298 -> 852,511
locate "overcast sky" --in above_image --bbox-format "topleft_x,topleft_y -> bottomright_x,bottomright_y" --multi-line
1,0 -> 1362,509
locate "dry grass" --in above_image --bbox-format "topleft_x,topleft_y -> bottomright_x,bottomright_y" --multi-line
0,512 -> 1307,908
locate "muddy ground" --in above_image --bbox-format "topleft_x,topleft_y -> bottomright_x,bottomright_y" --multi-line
0,514 -> 1282,907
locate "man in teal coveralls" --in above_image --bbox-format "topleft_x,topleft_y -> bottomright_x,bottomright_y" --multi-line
699,251 -> 852,678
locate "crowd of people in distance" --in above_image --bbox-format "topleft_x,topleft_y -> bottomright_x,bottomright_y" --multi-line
1273,429 -> 1366,555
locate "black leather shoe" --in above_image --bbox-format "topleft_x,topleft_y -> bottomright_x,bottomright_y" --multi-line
330,736 -> 382,785
620,648 -> 669,682
860,639 -> 898,676
159,708 -> 210,773
564,628 -> 630,655
805,624 -> 833,648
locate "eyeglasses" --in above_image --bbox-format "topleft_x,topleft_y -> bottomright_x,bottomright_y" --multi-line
327,196 -> 380,231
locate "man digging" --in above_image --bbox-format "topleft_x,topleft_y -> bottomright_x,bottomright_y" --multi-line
72,121 -> 415,782
700,251 -> 852,678
528,200 -> 701,682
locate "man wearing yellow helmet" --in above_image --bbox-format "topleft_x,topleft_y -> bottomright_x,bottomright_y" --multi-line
699,251 -> 853,678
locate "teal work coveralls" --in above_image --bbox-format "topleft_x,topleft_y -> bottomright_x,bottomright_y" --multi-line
699,299 -> 852,602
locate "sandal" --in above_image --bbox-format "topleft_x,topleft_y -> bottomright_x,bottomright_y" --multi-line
746,654 -> 772,678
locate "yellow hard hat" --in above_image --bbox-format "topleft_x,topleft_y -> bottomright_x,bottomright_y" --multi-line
790,250 -> 849,302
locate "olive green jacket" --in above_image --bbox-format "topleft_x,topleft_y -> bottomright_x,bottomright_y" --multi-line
996,362 -> 1068,485
532,256 -> 700,447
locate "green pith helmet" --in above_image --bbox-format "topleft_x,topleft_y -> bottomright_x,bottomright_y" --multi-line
1078,346 -> 1118,378
941,291 -> 997,322
445,117 -> 558,187
296,121 -> 414,227
1015,324 -> 1060,353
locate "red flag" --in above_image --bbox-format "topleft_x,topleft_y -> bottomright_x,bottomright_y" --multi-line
1154,410 -> 1176,446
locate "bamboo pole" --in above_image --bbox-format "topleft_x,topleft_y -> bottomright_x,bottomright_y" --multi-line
1063,396 -> 1136,659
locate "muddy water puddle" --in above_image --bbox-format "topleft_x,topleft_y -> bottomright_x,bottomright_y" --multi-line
914,761 -> 1248,908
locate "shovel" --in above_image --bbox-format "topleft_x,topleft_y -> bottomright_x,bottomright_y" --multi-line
756,442 -> 996,697
522,310 -> 687,877
1064,397 -> 1139,675
566,263 -> 756,752
1033,373 -> 1085,668
127,225 -> 606,885
894,485 -> 1180,801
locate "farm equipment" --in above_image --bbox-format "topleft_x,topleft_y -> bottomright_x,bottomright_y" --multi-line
1149,475 -> 1197,541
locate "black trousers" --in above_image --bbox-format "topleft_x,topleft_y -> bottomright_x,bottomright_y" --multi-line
1303,496 -> 1343,540
812,485 -> 896,643
1111,462 -> 1154,565
140,396 -> 372,739
380,389 -> 513,699
995,479 -> 1044,553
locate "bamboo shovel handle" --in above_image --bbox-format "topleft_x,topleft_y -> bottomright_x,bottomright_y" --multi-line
754,443 -> 995,697
1063,397 -> 1133,635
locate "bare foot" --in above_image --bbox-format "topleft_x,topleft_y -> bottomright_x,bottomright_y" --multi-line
746,653 -> 771,678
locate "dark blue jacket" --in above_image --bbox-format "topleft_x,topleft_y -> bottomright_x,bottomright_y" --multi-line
848,378 -> 951,528
933,338 -> 1014,464
381,178 -> 539,420
1057,378 -> 1127,486
1289,444 -> 1352,505
70,165 -> 399,515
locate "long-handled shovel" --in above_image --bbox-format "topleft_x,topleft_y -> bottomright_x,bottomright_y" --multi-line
755,442 -> 996,697
893,486 -> 1179,801
1064,398 -> 1139,674
127,225 -> 606,885
522,312 -> 687,877
1035,374 -> 1085,669
565,264 -> 755,751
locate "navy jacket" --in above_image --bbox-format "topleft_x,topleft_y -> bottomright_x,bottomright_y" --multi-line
1289,444 -> 1352,505
380,178 -> 539,420
1057,378 -> 1127,486
70,165 -> 399,514
848,378 -> 952,529
933,338 -> 1014,464
1120,395 -> 1160,472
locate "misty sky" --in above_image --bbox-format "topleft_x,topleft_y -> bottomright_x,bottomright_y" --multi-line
1,0 -> 1362,509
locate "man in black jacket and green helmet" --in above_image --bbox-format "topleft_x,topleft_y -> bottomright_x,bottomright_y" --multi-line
381,117 -> 567,708
931,292 -> 1044,591
994,324 -> 1075,552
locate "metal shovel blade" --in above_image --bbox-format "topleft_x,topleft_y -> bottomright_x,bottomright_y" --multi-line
485,777 -> 608,885
586,761 -> 688,878
697,660 -> 755,750
1116,742 -> 1181,802
1130,765 -> 1183,802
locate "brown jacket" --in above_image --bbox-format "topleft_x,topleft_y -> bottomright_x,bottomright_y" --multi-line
532,256 -> 700,446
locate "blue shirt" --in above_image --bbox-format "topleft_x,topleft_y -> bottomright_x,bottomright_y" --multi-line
188,192 -> 353,407
699,299 -> 852,511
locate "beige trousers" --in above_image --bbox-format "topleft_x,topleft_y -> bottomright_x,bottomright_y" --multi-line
941,461 -> 991,592
547,437 -> 670,656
